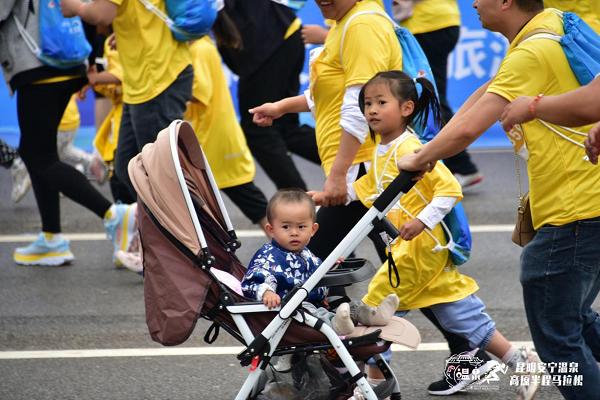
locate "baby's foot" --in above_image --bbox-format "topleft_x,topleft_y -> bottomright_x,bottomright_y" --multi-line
332,303 -> 354,335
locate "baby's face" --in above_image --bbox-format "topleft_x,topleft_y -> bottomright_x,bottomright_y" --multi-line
267,201 -> 318,253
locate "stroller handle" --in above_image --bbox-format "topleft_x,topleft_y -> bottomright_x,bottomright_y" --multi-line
372,170 -> 419,212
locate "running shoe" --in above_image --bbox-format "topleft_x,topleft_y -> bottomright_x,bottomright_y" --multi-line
14,233 -> 74,266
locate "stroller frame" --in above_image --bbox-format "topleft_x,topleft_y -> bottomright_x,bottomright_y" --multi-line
148,120 -> 418,400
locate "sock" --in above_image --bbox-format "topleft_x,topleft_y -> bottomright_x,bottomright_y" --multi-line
356,294 -> 399,326
43,232 -> 63,244
104,204 -> 116,221
332,303 -> 355,335
501,346 -> 521,370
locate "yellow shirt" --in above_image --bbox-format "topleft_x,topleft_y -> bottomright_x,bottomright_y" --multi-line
544,0 -> 600,33
488,9 -> 600,229
401,0 -> 461,35
109,0 -> 191,104
354,132 -> 477,310
311,0 -> 402,175
184,37 -> 255,189
58,95 -> 80,132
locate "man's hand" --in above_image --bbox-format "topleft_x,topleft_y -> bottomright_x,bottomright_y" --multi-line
399,219 -> 426,241
500,96 -> 534,131
262,290 -> 281,309
60,0 -> 82,17
321,171 -> 348,207
396,149 -> 435,180
301,25 -> 328,45
584,122 -> 600,165
249,103 -> 284,127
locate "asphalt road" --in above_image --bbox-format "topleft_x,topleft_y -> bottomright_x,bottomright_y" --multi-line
0,149 -> 590,400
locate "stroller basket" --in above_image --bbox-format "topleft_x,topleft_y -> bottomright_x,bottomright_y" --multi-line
128,120 -> 421,400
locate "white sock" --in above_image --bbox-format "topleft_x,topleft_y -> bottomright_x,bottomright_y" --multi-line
357,294 -> 399,326
332,303 -> 355,335
501,346 -> 521,370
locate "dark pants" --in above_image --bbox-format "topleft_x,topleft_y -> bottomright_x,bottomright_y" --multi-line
238,30 -> 320,191
415,27 -> 478,175
115,65 -> 193,198
222,182 -> 268,224
521,218 -> 600,399
17,78 -> 112,233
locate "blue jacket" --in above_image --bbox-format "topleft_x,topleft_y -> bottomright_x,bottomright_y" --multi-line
241,240 -> 328,304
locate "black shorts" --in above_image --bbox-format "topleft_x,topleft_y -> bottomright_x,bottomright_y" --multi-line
222,182 -> 267,224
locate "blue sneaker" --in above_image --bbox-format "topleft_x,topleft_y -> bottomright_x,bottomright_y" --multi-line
14,233 -> 74,266
104,203 -> 137,265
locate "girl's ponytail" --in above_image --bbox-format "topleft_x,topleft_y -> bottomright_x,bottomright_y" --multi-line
413,76 -> 443,130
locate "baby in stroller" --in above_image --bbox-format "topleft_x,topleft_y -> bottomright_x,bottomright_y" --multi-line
241,188 -> 400,336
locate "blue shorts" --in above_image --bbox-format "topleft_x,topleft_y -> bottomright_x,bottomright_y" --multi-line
367,295 -> 496,365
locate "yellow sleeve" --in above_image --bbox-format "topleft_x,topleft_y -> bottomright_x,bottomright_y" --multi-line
105,43 -> 123,83
487,47 -> 548,102
342,22 -> 401,87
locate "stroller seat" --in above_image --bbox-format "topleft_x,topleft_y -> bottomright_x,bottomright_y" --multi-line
129,120 -> 421,400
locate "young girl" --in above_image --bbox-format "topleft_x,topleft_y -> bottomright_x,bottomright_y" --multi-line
341,71 -> 539,399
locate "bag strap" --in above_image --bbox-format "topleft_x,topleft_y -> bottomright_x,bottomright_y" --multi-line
12,14 -> 41,58
515,25 -> 589,157
137,0 -> 175,29
339,10 -> 397,66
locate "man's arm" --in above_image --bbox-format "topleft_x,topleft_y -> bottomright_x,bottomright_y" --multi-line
61,0 -> 117,26
501,76 -> 600,130
398,92 -> 509,171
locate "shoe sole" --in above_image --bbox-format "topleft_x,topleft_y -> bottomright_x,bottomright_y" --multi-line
461,176 -> 484,190
14,253 -> 74,266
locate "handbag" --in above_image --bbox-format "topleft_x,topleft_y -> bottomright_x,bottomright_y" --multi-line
511,153 -> 536,247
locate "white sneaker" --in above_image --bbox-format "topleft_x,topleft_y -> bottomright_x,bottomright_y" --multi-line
514,347 -> 542,400
10,157 -> 31,203
454,172 -> 484,190
115,250 -> 143,275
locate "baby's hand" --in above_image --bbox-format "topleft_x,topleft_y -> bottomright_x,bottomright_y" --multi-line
399,219 -> 426,241
262,290 -> 281,309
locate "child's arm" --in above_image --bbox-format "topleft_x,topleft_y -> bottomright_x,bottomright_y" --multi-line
399,196 -> 457,241
88,68 -> 121,86
240,259 -> 279,305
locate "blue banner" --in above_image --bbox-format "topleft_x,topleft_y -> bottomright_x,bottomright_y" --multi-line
0,0 -> 509,149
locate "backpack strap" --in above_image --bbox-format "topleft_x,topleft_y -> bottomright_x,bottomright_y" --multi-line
339,10 -> 397,66
518,29 -> 561,46
137,0 -> 175,29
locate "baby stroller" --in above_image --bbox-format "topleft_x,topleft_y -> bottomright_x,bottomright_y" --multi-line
128,120 -> 421,400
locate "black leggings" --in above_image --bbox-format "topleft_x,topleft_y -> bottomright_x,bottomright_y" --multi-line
17,78 -> 112,233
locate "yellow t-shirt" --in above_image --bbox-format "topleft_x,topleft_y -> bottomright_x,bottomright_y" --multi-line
544,0 -> 600,33
354,132 -> 477,310
401,0 -> 461,35
488,9 -> 600,229
58,95 -> 80,132
311,0 -> 402,175
108,0 -> 191,104
184,37 -> 255,189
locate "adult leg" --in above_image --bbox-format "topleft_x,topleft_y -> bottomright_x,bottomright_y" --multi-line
238,32 -> 310,190
115,65 -> 193,197
221,182 -> 268,228
415,27 -> 479,176
17,79 -> 111,233
520,221 -> 600,400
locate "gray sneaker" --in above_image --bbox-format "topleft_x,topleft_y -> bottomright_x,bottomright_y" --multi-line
10,157 -> 31,203
515,347 -> 542,400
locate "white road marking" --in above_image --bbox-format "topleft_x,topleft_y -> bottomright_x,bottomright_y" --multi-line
0,341 -> 534,360
0,225 -> 514,243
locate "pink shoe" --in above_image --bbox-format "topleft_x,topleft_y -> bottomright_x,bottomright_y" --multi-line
115,250 -> 143,275
89,154 -> 108,184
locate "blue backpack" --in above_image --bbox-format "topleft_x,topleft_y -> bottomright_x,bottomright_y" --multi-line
341,10 -> 472,266
522,10 -> 600,85
13,0 -> 91,69
139,0 -> 218,42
